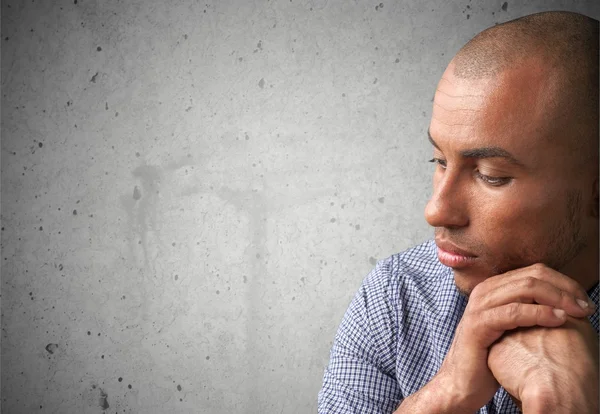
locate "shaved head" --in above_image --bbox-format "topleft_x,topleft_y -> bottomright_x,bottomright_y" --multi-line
426,11 -> 599,294
452,11 -> 599,168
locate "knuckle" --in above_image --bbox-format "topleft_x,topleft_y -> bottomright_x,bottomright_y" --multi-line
534,304 -> 544,321
530,263 -> 548,272
558,288 -> 570,302
521,276 -> 537,289
506,302 -> 521,322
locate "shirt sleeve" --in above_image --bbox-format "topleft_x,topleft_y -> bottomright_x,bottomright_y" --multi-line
318,258 -> 403,414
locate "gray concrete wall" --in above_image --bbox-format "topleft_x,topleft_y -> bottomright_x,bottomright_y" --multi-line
2,0 -> 598,413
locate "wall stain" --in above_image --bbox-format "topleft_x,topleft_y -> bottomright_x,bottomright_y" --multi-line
99,389 -> 109,410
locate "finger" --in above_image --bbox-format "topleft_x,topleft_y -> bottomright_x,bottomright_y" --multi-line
472,303 -> 567,348
476,276 -> 594,318
473,263 -> 594,308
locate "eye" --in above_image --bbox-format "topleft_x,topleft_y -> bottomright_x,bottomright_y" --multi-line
428,158 -> 447,169
475,171 -> 512,186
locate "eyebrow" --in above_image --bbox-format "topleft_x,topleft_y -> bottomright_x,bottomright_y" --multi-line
427,129 -> 525,167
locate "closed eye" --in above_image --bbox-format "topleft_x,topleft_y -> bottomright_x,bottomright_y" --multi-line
474,171 -> 512,186
429,158 -> 512,186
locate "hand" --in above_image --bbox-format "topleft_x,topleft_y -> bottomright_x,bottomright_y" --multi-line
488,317 -> 599,413
434,263 -> 595,412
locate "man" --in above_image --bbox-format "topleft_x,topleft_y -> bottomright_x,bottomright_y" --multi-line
318,11 -> 599,413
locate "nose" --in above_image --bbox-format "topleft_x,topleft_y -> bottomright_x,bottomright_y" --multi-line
424,172 -> 469,229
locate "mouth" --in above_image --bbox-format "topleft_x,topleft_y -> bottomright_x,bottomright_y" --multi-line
435,239 -> 478,269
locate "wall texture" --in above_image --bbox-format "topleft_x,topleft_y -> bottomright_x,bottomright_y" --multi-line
2,0 -> 598,413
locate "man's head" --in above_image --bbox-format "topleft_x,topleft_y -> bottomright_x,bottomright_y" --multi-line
424,11 -> 599,296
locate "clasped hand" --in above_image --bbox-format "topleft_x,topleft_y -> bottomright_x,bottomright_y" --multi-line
488,306 -> 599,413
436,263 -> 597,413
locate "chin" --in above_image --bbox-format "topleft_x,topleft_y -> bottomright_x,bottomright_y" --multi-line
452,268 -> 492,298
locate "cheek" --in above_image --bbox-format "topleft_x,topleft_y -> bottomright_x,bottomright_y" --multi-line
473,189 -> 558,242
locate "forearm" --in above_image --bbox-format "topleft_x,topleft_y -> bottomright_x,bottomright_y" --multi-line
393,373 -> 478,414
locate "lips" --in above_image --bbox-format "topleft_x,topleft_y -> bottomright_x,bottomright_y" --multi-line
435,239 -> 478,268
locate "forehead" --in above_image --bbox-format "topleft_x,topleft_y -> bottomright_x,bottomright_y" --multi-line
430,61 -> 559,159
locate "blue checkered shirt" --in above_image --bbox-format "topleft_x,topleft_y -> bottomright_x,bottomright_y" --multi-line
318,240 -> 600,413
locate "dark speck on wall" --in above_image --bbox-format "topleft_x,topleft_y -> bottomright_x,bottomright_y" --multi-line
74,0 -> 77,4
90,72 -> 98,83
128,384 -> 132,389
133,186 -> 141,200
369,256 -> 377,266
177,384 -> 182,391
38,142 -> 43,148
502,1 -> 508,11
45,343 -> 58,354
467,14 -> 470,19
118,377 -> 123,382
378,197 -> 385,203
73,209 -> 77,215
206,355 -> 210,360
97,46 -> 102,51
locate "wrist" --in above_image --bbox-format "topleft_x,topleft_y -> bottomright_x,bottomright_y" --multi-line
521,378 -> 599,414
417,371 -> 483,413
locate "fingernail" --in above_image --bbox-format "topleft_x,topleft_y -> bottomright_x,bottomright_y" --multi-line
553,308 -> 566,318
576,298 -> 589,309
